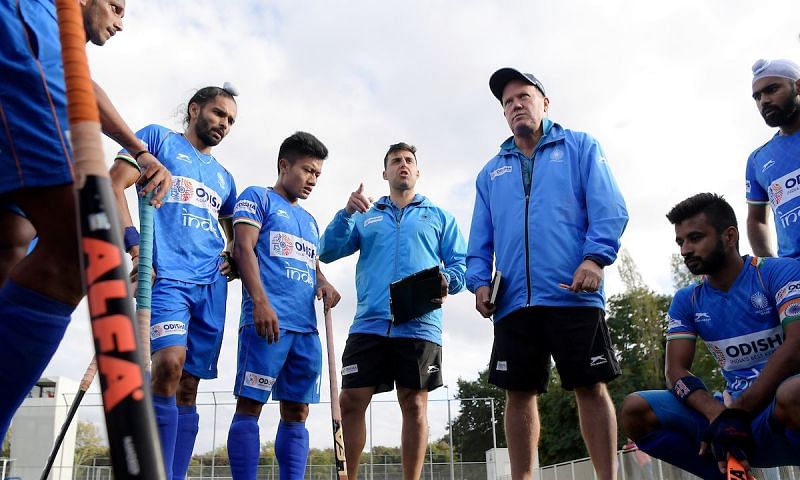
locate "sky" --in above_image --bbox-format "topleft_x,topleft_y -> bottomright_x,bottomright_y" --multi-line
30,0 -> 800,456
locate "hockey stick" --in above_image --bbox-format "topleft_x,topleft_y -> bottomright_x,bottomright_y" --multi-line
54,1 -> 165,478
324,308 -> 347,479
40,194 -> 156,479
39,361 -> 97,480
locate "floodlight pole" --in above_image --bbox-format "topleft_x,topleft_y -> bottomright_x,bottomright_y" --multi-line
445,386 -> 454,480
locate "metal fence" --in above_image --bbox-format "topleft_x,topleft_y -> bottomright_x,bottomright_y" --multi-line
536,449 -> 800,480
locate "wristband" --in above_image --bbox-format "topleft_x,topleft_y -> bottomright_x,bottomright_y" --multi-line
124,226 -> 140,252
133,149 -> 148,161
671,375 -> 707,403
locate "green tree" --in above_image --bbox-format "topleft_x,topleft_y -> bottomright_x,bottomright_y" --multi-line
448,368 -> 505,461
73,421 -> 109,466
2,428 -> 10,457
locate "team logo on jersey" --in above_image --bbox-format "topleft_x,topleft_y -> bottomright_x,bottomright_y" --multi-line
234,199 -> 257,215
168,176 -> 223,215
694,312 -> 711,323
705,326 -> 783,370
768,167 -> 800,207
181,208 -> 219,236
750,292 -> 770,311
666,314 -> 681,330
762,159 -> 775,172
285,261 -> 314,285
150,321 -> 186,340
364,216 -> 383,227
489,165 -> 512,180
176,153 -> 192,164
550,148 -> 564,162
244,371 -> 275,391
277,209 -> 290,219
779,205 -> 800,228
708,343 -> 726,366
269,231 -> 316,266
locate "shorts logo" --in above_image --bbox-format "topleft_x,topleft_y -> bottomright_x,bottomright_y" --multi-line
364,216 -> 383,227
495,361 -> 508,371
244,371 -> 275,391
342,364 -> 358,376
150,321 -> 186,340
234,200 -> 257,215
590,355 -> 608,367
427,365 -> 440,374
694,312 -> 711,323
489,166 -> 512,180
277,209 -> 290,219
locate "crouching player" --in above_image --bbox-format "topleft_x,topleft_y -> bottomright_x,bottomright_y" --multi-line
226,132 -> 340,480
621,193 -> 800,479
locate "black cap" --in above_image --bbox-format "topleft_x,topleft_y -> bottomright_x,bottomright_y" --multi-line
489,67 -> 546,102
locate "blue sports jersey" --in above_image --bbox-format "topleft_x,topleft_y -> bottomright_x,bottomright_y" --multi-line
233,187 -> 319,333
1,0 -> 73,195
116,125 -> 237,284
745,131 -> 800,258
666,256 -> 800,398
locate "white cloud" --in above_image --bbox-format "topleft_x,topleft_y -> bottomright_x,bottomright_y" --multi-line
38,0 -> 799,454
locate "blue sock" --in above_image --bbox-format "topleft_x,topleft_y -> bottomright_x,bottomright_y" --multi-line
0,281 -> 73,438
153,394 -> 178,480
636,429 -> 724,480
275,420 -> 309,480
172,405 -> 199,480
228,413 -> 260,480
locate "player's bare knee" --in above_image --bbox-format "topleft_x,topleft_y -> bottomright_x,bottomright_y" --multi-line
574,381 -> 608,400
621,393 -> 657,441
235,397 -> 263,417
340,388 -> 372,418
151,349 -> 186,391
774,376 -> 800,428
176,372 -> 200,405
397,390 -> 427,420
279,401 -> 309,422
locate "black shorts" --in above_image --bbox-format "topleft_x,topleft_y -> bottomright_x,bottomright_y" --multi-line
340,334 -> 443,393
488,306 -> 620,392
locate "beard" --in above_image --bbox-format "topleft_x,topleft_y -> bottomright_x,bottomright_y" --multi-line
762,86 -> 800,128
194,115 -> 222,147
684,239 -> 727,275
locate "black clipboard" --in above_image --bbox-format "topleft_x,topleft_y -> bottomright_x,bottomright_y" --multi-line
389,266 -> 442,325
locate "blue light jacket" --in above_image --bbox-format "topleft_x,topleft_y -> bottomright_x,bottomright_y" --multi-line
319,194 -> 466,344
466,120 -> 628,322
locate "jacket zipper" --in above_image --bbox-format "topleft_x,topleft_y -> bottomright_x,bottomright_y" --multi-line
387,206 -> 404,336
522,154 -> 535,306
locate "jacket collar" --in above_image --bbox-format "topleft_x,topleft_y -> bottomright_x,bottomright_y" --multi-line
499,118 -> 564,155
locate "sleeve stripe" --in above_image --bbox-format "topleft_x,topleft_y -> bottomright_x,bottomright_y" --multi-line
782,315 -> 800,327
233,217 -> 261,229
746,200 -> 769,205
666,333 -> 697,341
115,153 -> 142,172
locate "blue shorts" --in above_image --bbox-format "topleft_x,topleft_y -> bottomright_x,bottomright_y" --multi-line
0,0 -> 73,196
636,389 -> 799,468
233,324 -> 322,405
149,276 -> 228,379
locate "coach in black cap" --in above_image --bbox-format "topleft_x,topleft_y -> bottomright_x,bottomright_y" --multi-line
466,68 -> 629,480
